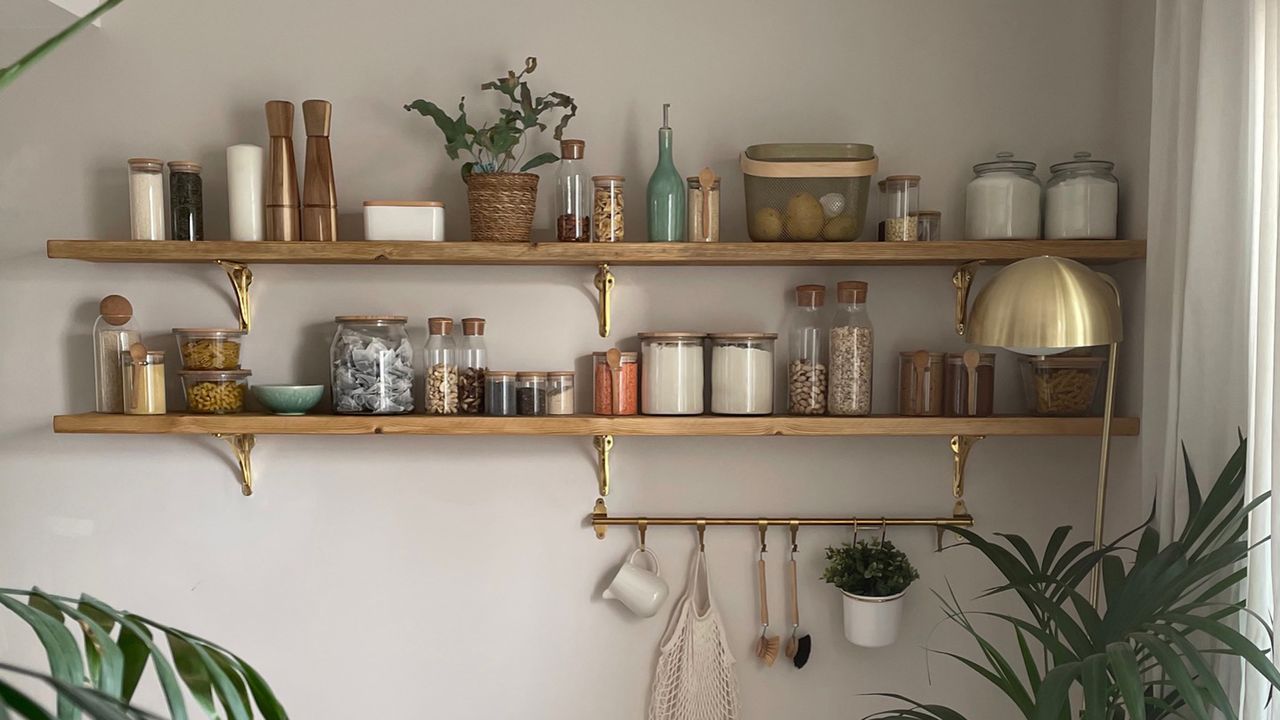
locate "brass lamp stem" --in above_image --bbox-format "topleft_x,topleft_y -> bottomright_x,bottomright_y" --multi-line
1089,341 -> 1119,605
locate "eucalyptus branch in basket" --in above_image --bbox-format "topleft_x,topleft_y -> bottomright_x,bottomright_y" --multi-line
404,57 -> 577,180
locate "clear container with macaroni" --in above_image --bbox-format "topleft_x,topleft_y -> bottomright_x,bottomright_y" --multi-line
1019,354 -> 1105,416
638,333 -> 706,415
172,328 -> 246,370
180,370 -> 251,414
708,333 -> 776,415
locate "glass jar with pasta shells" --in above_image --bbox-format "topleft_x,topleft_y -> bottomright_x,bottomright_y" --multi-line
592,175 -> 625,242
180,369 -> 250,414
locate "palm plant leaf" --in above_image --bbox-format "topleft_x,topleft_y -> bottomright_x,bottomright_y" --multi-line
0,0 -> 125,94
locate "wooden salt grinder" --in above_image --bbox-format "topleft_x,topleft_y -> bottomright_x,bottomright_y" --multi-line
265,100 -> 300,241
302,99 -> 338,241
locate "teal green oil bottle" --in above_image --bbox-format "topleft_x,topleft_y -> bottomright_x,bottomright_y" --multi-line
646,103 -> 686,242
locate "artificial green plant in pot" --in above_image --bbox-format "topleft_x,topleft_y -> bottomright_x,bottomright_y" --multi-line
404,57 -> 577,242
823,537 -> 920,647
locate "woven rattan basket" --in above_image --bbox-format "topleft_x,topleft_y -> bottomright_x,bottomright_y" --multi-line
741,144 -> 878,242
465,172 -> 539,242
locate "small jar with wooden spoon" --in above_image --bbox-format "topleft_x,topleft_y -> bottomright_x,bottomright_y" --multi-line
122,343 -> 166,415
686,168 -> 720,243
897,350 -> 944,416
945,350 -> 996,417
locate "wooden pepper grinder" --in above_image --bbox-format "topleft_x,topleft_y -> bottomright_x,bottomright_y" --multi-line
265,100 -> 300,241
302,99 -> 338,241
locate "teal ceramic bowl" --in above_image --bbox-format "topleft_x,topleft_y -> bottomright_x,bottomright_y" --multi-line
252,385 -> 324,415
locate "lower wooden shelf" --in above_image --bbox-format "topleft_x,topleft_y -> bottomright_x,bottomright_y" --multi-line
52,413 -> 1140,437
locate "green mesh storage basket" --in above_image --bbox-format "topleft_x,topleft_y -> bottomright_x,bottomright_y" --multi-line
740,143 -> 878,242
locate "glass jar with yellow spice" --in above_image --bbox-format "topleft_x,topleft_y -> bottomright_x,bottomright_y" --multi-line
122,347 -> 166,415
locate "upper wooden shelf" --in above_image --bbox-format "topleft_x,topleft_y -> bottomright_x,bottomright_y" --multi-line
53,413 -> 1140,437
47,240 -> 1147,267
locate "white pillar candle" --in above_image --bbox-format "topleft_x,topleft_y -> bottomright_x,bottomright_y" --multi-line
227,144 -> 265,241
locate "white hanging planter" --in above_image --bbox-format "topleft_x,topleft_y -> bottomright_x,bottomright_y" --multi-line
841,589 -> 907,647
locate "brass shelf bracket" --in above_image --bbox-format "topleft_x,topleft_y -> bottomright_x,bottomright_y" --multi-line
952,261 -> 982,336
592,497 -> 609,539
593,263 -> 615,338
594,434 -> 614,498
215,260 -> 254,332
950,434 -> 983,516
213,433 -> 256,496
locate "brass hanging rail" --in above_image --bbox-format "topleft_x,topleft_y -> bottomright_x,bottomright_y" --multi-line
591,506 -> 974,545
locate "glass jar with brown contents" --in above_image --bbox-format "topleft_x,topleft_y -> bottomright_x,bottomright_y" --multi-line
944,350 -> 995,417
686,173 -> 720,243
592,176 -> 625,242
897,350 -> 944,416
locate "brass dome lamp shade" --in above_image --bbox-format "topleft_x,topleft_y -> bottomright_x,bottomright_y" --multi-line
966,256 -> 1123,604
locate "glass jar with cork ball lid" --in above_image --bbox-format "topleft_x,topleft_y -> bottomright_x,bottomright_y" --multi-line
93,294 -> 141,413
828,280 -> 873,416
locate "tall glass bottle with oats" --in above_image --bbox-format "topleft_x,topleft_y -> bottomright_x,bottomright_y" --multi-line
827,281 -> 873,416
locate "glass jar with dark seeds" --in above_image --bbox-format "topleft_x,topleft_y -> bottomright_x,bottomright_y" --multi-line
485,371 -> 517,416
516,372 -> 547,416
168,161 -> 203,241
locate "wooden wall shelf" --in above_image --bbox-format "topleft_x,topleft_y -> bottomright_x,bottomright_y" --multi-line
47,239 -> 1146,266
53,413 -> 1140,437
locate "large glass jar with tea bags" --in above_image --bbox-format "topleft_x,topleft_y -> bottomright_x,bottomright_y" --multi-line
330,316 -> 415,414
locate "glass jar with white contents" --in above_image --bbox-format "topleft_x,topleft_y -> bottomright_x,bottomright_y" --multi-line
709,333 -> 776,415
1045,152 -> 1118,239
965,152 -> 1042,239
128,158 -> 166,240
638,332 -> 706,415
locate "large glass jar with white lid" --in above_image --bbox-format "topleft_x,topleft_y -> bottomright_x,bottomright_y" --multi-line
459,317 -> 487,414
639,332 -> 706,415
1044,152 -> 1118,239
330,316 -> 414,414
424,317 -> 458,415
965,152 -> 1042,239
788,284 -> 827,415
828,281 -> 873,416
709,333 -> 776,415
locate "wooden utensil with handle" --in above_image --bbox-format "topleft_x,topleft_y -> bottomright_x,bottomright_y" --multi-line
698,167 -> 715,241
912,350 -> 929,415
755,525 -> 780,666
606,348 -> 623,415
963,349 -> 980,417
127,342 -> 147,414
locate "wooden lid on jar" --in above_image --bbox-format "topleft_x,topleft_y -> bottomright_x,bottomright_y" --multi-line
592,351 -> 638,361
127,158 -> 163,172
836,280 -> 868,303
487,370 -> 517,378
517,371 -> 548,379
99,295 -> 133,325
637,332 -> 706,340
548,371 -> 575,378
168,160 -> 202,173
708,332 -> 778,340
428,317 -> 454,335
561,139 -> 585,160
363,200 -> 445,207
334,315 -> 408,323
461,317 -> 485,336
795,284 -> 825,307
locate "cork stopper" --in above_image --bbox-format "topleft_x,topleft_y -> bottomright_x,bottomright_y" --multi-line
428,317 -> 454,335
99,295 -> 133,326
836,280 -> 868,304
560,139 -> 584,160
795,284 -> 825,308
461,317 -> 486,336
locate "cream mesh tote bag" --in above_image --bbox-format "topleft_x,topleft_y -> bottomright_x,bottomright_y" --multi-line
648,548 -> 740,720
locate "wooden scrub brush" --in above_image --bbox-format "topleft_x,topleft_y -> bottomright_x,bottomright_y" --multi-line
755,523 -> 780,666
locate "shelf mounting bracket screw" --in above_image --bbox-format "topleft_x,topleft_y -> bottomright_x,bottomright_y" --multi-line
594,434 -> 614,500
592,497 -> 609,540
216,260 -> 253,332
952,261 -> 982,336
593,263 -> 615,338
950,434 -> 983,516
214,433 -> 256,496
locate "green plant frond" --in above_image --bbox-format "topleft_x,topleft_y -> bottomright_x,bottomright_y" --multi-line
861,694 -> 971,720
1154,627 -> 1237,720
35,593 -> 123,698
1133,633 -> 1209,719
1105,642 -> 1146,720
1033,662 -> 1081,720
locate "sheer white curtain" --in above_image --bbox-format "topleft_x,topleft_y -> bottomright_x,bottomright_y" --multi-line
1145,1 -> 1280,717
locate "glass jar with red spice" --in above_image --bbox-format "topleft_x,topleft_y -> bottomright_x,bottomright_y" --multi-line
593,351 -> 638,415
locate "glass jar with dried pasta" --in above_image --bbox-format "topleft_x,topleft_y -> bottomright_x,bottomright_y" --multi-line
592,176 -> 625,242
180,370 -> 250,414
1019,354 -> 1104,416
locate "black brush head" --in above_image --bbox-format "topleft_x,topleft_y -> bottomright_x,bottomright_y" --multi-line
792,634 -> 812,669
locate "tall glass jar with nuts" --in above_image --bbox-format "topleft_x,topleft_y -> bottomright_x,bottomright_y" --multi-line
788,284 -> 827,415
592,176 -> 625,242
459,318 -> 487,414
424,317 -> 459,415
827,280 -> 873,415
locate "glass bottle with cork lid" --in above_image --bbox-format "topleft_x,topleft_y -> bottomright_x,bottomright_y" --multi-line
94,294 -> 141,413
646,103 -> 686,242
168,160 -> 204,241
828,280 -> 873,416
880,175 -> 920,242
424,317 -> 459,415
556,139 -> 591,242
459,317 -> 487,414
788,284 -> 827,415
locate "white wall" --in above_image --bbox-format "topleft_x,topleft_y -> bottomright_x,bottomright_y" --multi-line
0,1 -> 1151,718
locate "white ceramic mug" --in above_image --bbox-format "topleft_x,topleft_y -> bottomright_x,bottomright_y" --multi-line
602,548 -> 668,617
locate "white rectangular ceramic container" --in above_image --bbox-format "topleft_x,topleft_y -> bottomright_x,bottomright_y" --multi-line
363,201 -> 445,241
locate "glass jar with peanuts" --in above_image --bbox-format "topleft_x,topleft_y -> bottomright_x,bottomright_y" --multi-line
592,175 -> 625,242
172,328 -> 246,370
424,317 -> 459,415
180,370 -> 250,414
